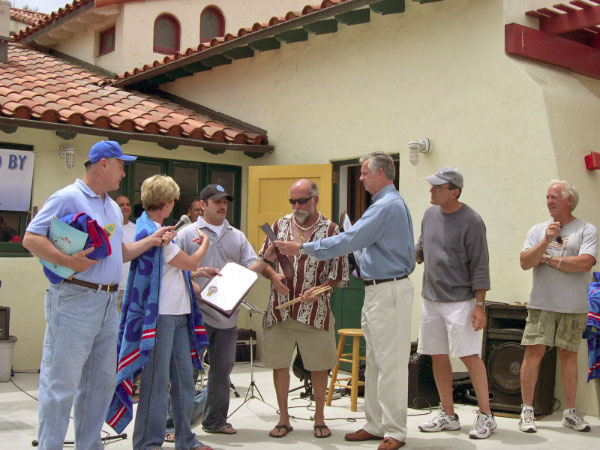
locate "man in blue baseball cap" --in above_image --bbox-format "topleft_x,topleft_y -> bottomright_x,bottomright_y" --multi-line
23,140 -> 174,450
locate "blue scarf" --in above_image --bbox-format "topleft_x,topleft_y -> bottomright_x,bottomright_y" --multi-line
105,211 -> 208,432
584,272 -> 600,382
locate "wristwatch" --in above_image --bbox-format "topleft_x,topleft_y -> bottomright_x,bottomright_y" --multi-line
299,243 -> 306,255
475,301 -> 485,307
545,254 -> 552,265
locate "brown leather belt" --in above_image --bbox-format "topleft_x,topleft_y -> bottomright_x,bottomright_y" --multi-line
363,274 -> 408,286
64,278 -> 119,293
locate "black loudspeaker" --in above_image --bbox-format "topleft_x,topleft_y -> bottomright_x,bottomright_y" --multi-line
235,328 -> 256,362
482,303 -> 556,415
408,341 -> 440,409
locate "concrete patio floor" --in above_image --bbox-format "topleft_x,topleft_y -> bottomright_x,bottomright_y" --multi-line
1,362 -> 598,450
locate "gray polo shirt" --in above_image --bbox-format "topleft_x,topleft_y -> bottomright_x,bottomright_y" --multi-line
177,217 -> 258,328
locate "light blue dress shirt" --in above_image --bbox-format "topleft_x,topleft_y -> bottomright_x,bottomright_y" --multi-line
303,184 -> 415,280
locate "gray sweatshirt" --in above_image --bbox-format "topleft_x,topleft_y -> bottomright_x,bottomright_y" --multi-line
415,204 -> 490,302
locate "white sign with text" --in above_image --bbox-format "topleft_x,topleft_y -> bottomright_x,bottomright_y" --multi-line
0,148 -> 35,211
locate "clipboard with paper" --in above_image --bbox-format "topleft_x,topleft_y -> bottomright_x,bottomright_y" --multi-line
340,211 -> 361,277
200,262 -> 259,317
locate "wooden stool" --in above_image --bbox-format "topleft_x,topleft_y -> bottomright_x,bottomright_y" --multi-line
326,328 -> 365,411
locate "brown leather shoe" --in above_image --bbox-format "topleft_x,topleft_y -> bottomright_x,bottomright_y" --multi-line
344,428 -> 383,441
378,437 -> 405,450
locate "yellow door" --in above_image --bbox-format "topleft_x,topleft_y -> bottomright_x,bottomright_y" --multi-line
247,164 -> 332,251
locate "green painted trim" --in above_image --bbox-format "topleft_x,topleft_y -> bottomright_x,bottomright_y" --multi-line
371,0 -> 406,15
0,242 -> 30,256
0,125 -> 18,134
148,73 -> 176,85
275,28 -> 309,43
203,148 -> 226,155
113,137 -> 129,145
0,142 -> 33,151
56,131 -> 76,140
336,8 -> 371,25
248,37 -> 281,52
158,142 -> 178,150
413,0 -> 442,4
202,54 -> 232,67
184,61 -> 212,72
223,46 -> 255,60
304,19 -> 338,35
165,68 -> 192,80
243,151 -> 265,159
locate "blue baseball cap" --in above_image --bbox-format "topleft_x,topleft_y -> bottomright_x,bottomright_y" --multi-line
87,141 -> 137,165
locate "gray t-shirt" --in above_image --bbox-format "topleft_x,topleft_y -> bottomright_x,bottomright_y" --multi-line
416,204 -> 490,303
177,217 -> 258,328
522,218 -> 598,313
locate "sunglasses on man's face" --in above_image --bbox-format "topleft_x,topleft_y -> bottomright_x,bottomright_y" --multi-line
288,197 -> 312,205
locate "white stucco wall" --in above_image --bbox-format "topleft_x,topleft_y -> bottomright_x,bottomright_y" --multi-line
160,0 -> 600,414
50,0 -> 313,74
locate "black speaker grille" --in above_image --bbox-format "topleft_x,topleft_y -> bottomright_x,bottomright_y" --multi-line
488,342 -> 524,395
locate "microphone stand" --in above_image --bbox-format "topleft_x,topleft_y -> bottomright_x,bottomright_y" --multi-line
228,300 -> 276,417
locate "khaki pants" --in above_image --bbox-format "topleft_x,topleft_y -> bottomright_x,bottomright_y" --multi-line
362,277 -> 414,442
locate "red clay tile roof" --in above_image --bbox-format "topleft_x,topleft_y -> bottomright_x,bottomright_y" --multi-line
12,0 -> 94,42
0,44 -> 268,148
115,0 -> 349,82
10,7 -> 49,26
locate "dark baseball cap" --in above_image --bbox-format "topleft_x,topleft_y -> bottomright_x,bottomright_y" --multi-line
200,184 -> 233,201
425,166 -> 464,189
87,141 -> 137,165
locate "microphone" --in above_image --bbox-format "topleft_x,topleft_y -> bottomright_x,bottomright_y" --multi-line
174,214 -> 192,231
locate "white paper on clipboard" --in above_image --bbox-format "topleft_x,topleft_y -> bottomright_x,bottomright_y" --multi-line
200,262 -> 259,316
340,211 -> 362,274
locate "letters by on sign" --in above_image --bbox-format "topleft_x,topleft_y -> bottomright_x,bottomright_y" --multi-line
0,148 -> 35,212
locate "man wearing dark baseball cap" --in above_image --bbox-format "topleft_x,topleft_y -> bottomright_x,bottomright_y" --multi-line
200,184 -> 233,202
85,140 -> 137,167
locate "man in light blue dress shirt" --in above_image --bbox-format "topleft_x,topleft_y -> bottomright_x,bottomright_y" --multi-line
276,152 -> 415,450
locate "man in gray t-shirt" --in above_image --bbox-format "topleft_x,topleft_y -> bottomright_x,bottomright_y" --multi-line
518,181 -> 597,434
415,167 -> 495,440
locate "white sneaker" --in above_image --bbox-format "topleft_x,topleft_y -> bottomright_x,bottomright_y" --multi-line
418,409 -> 461,432
562,408 -> 591,432
468,411 -> 496,439
519,405 -> 537,433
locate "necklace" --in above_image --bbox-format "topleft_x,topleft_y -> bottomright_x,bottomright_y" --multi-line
292,217 -> 316,241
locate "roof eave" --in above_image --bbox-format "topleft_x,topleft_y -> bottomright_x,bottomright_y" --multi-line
113,0 -> 403,88
0,117 -> 274,155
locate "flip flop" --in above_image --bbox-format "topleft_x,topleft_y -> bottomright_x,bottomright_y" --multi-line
269,424 -> 293,438
314,424 -> 331,438
164,432 -> 175,443
202,423 -> 237,434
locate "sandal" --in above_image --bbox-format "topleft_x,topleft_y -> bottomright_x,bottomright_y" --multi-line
314,424 -> 331,438
202,423 -> 237,434
269,424 -> 293,438
164,432 -> 175,443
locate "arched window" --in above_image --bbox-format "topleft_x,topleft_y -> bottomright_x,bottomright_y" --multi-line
200,6 -> 225,43
154,14 -> 180,54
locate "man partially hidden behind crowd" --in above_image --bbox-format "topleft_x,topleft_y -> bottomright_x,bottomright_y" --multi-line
260,179 -> 348,439
277,152 -> 415,450
519,180 -> 598,433
115,194 -> 136,313
23,141 -> 172,450
415,167 -> 496,439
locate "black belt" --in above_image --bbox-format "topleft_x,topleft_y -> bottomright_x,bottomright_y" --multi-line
363,275 -> 408,286
64,278 -> 119,293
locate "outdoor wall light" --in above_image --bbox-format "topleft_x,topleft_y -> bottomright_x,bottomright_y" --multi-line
59,144 -> 76,169
408,138 -> 431,166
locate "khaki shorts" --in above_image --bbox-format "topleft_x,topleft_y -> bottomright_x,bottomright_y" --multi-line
263,318 -> 337,371
521,309 -> 587,352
